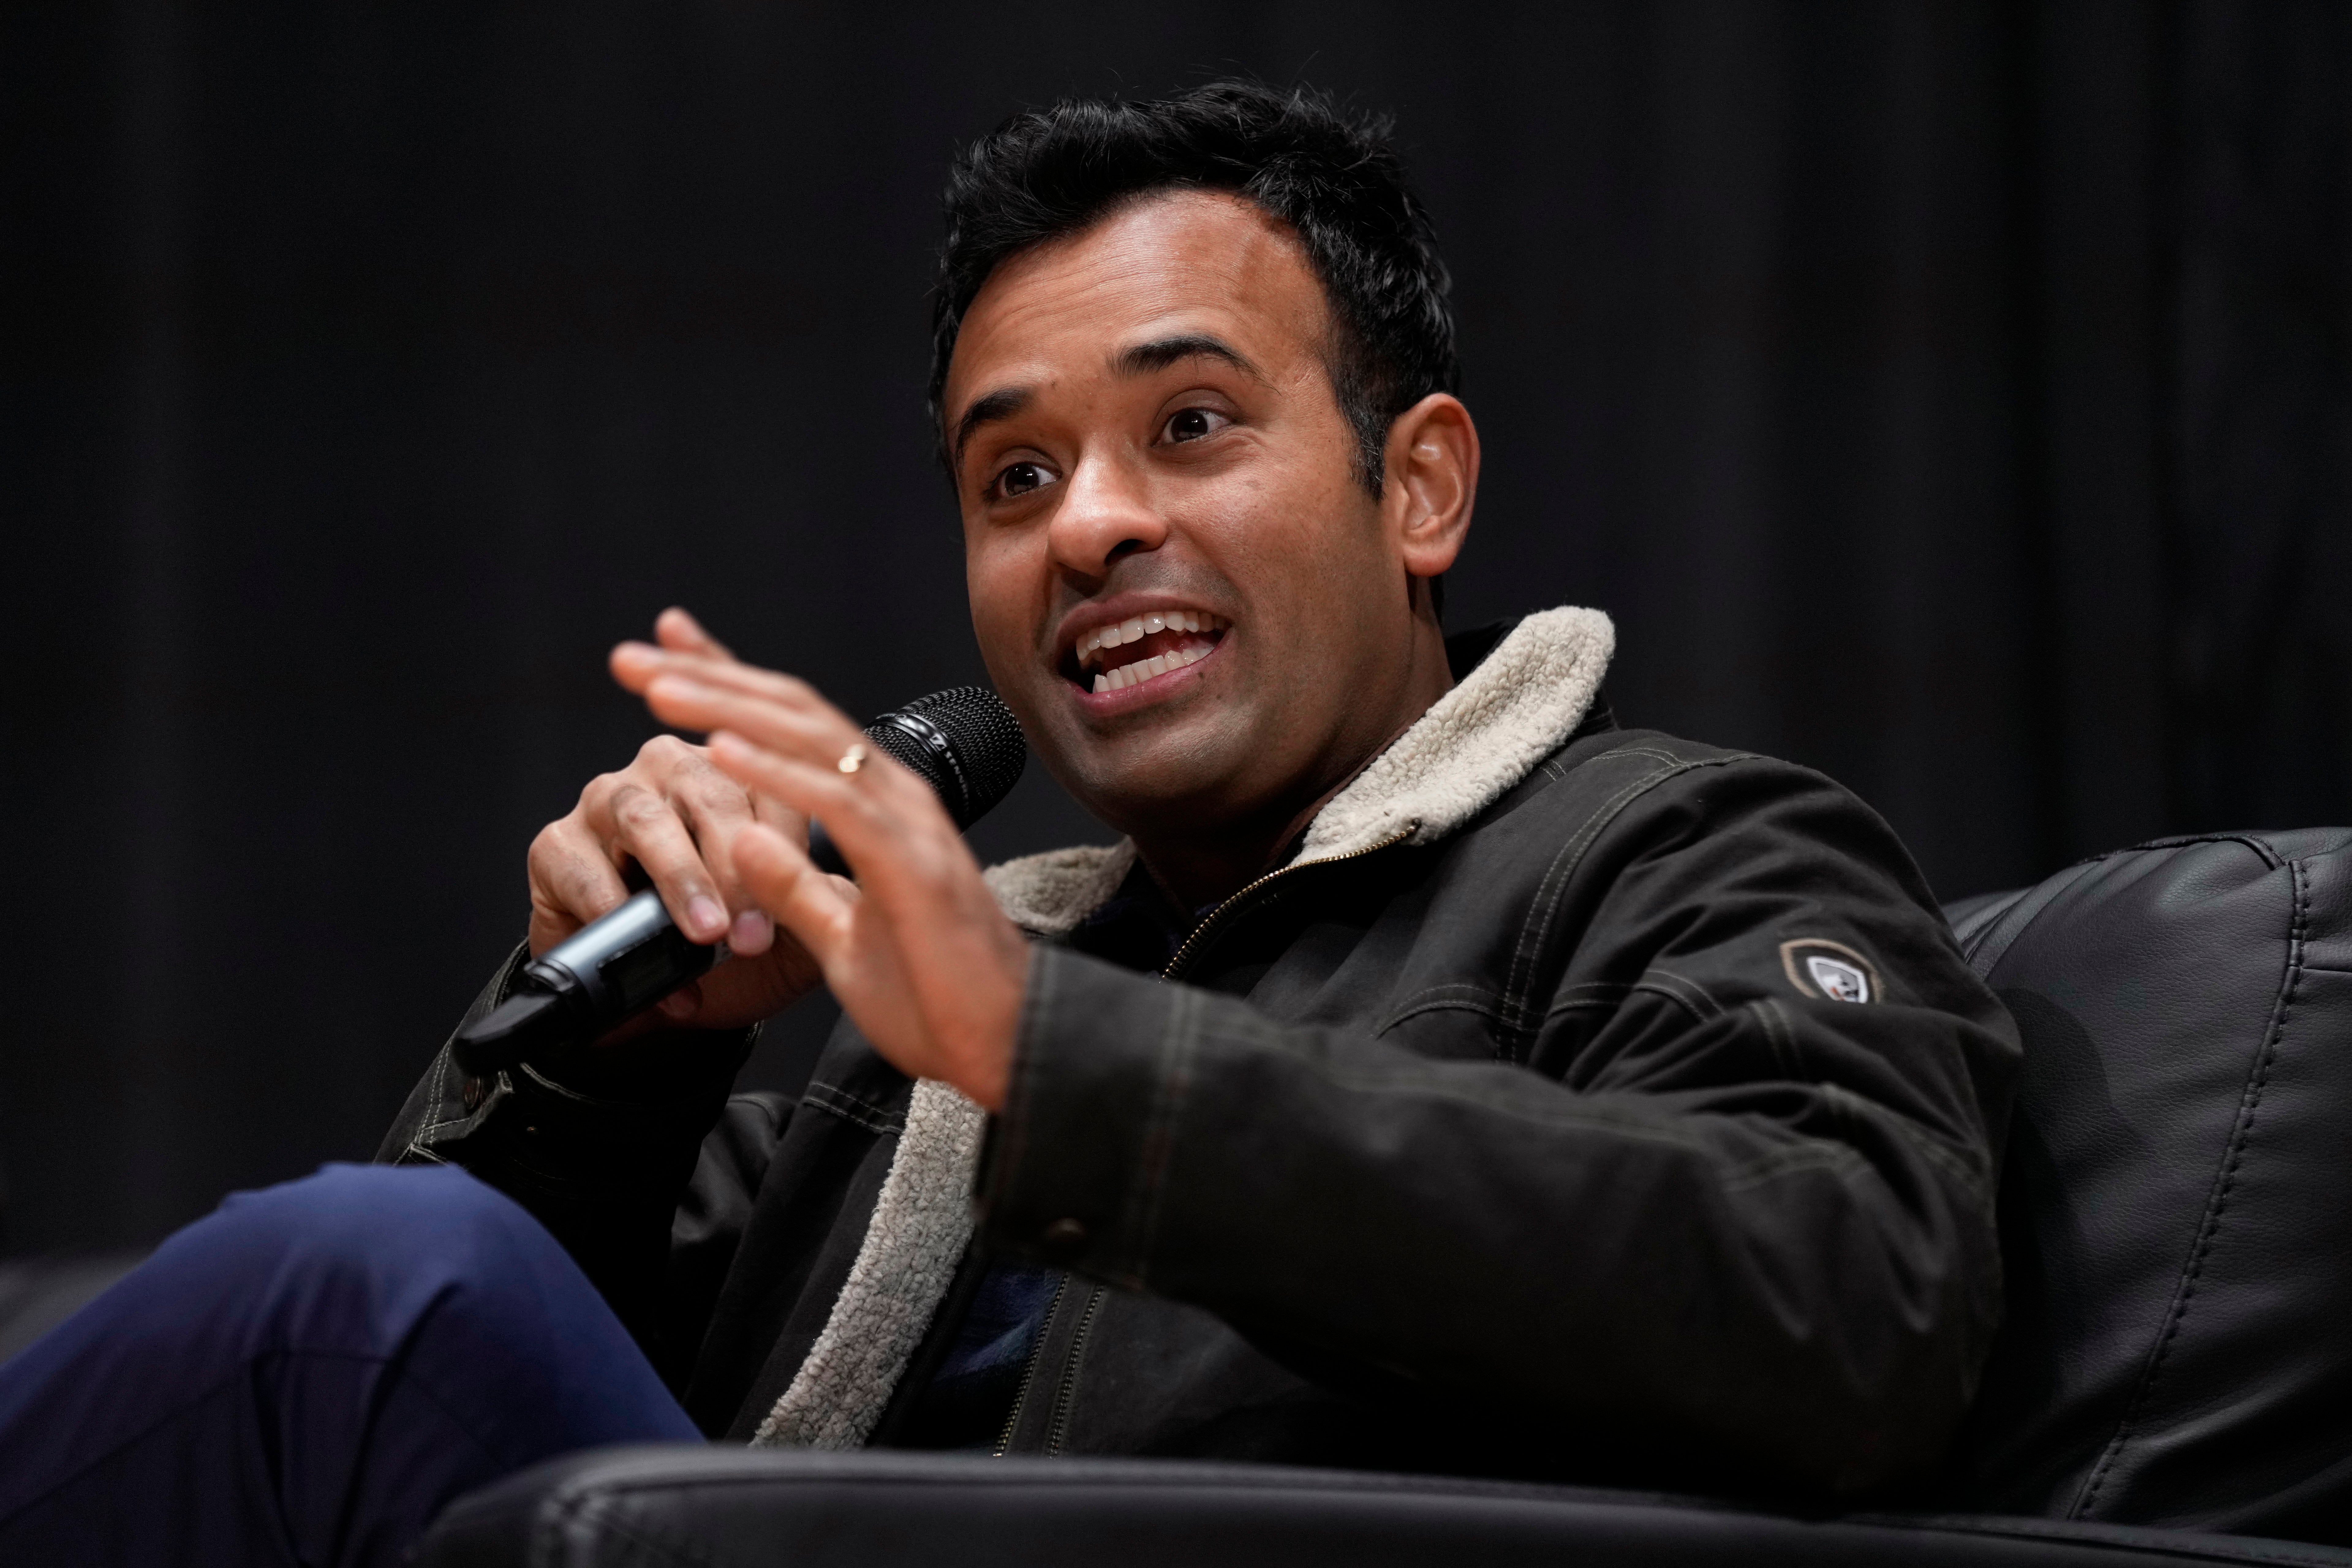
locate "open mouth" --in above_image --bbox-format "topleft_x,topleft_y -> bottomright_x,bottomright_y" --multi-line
1068,608 -> 1229,695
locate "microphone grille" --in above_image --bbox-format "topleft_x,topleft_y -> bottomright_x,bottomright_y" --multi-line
863,685 -> 1028,829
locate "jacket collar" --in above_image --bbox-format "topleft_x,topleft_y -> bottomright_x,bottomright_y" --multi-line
984,605 -> 1615,933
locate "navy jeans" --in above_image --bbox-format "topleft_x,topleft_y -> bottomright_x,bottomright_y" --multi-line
0,1163 -> 700,1566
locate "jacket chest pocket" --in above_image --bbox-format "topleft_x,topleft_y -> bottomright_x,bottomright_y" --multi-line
1369,982 -> 1534,1063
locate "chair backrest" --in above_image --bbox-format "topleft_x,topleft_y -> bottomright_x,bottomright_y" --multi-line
1938,830 -> 2352,1546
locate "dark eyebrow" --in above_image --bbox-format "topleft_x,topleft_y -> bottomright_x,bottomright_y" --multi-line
950,335 -> 1257,469
1113,333 -> 1263,382
950,385 -> 1033,467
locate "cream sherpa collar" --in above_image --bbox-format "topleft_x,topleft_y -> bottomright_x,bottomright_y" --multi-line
751,603 -> 1615,1452
984,605 -> 1616,930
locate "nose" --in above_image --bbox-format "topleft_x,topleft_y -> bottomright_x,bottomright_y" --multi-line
1047,449 -> 1167,582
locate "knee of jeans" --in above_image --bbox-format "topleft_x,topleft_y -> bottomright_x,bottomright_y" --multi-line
214,1163 -> 543,1301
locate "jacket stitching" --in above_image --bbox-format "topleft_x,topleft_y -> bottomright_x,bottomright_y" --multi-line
1374,994 -> 1517,1058
1545,980 -> 1635,1013
1588,745 -> 1701,768
1635,967 -> 1724,1022
1379,977 -> 1715,1057
1375,982 -> 1512,1035
414,1069 -> 504,1146
1531,975 -> 1720,1032
1113,986 -> 1199,1292
405,941 -> 530,1153
1541,998 -> 1628,1018
1752,997 -> 1804,1081
2071,856 -> 2309,1520
989,953 -> 1055,1216
802,1082 -> 905,1137
1502,755 -> 1754,1041
1501,765 -> 1673,1024
410,1049 -> 478,1148
1380,996 -> 1504,1026
1254,1044 -> 1714,1150
1502,753 -> 1759,1021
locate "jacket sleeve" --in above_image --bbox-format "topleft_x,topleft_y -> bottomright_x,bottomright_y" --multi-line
376,941 -> 783,1381
970,759 -> 2020,1494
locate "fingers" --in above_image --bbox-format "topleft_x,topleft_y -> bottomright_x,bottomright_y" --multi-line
527,818 -> 634,954
653,606 -> 734,661
703,726 -> 961,909
632,672 -> 948,886
731,821 -> 858,970
717,736 -> 1023,1111
612,639 -> 825,718
638,670 -> 879,791
598,777 -> 734,943
609,647 -> 1023,1110
750,785 -> 809,840
572,736 -> 774,949
665,758 -> 779,956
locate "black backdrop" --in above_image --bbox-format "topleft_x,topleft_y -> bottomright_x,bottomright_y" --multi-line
4,2 -> 2346,1254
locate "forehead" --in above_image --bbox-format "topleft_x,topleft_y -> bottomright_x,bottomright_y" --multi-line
942,190 -> 1329,416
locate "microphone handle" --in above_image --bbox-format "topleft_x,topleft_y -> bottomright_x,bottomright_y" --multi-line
449,816 -> 850,1080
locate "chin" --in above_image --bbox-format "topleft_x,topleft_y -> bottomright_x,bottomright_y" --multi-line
1044,719 -> 1257,835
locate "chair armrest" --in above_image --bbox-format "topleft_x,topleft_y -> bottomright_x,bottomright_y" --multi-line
413,1445 -> 2352,1568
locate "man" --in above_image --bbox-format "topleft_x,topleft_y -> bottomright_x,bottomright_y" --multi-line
0,82 -> 2018,1563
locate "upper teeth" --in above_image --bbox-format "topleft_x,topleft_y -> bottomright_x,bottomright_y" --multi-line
1076,608 -> 1228,694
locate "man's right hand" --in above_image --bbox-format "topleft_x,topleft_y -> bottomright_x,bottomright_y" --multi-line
524,609 -> 830,1042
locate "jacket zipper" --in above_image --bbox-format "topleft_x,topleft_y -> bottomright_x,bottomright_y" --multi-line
992,1274 -> 1068,1457
1160,824 -> 1418,982
1042,1285 -> 1105,1457
992,823 -> 1416,1458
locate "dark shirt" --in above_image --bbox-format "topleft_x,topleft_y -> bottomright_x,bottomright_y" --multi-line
900,1262 -> 1063,1450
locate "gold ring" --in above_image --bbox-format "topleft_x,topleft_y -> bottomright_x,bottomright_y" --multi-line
837,742 -> 868,775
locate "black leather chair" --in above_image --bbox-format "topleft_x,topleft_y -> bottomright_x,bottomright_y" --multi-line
414,828 -> 2352,1565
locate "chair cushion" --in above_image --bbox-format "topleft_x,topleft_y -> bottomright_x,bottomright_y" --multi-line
1940,831 -> 2352,1544
414,1446 -> 2352,1568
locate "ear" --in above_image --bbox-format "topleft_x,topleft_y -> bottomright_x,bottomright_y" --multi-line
1381,393 -> 1478,588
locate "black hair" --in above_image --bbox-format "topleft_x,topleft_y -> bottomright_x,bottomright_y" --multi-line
928,81 -> 1459,498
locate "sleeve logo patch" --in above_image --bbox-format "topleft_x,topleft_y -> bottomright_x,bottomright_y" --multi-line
1780,939 -> 1879,1004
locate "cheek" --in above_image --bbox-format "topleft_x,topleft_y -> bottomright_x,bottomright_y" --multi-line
1179,451 -> 1344,578
964,526 -> 1058,691
1221,471 -> 1384,608
964,533 -> 1033,672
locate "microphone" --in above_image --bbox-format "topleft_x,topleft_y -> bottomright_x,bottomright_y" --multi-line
450,685 -> 1027,1080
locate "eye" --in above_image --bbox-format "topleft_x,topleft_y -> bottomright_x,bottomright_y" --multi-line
1160,407 -> 1232,444
989,460 -> 1056,502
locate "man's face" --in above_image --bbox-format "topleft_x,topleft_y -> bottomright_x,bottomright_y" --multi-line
946,191 -> 1436,842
